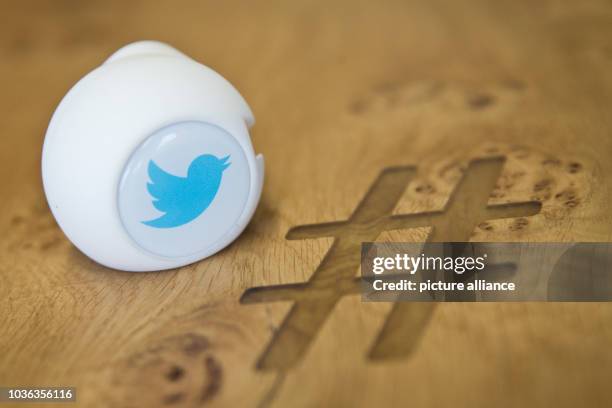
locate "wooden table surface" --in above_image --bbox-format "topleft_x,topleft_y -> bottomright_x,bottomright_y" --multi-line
2,0 -> 612,407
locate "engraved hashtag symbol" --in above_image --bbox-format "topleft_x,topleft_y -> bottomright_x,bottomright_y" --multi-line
241,157 -> 541,371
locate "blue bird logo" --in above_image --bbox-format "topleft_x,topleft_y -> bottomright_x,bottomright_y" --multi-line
142,154 -> 231,228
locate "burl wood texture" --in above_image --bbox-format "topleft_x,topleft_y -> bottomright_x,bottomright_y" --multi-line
1,1 -> 612,407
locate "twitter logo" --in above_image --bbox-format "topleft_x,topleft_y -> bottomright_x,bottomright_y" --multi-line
142,154 -> 231,228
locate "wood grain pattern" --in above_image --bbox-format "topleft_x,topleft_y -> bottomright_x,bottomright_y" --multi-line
1,0 -> 612,407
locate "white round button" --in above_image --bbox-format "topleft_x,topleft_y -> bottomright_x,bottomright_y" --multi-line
42,41 -> 264,271
118,121 -> 251,258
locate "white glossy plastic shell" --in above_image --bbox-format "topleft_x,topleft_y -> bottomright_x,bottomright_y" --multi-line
42,41 -> 264,271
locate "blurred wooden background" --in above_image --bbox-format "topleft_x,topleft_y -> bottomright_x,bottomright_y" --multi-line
1,0 -> 612,407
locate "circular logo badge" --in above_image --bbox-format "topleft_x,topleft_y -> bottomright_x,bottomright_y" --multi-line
118,121 -> 250,258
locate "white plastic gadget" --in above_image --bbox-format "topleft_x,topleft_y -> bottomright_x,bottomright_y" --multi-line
42,41 -> 264,272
